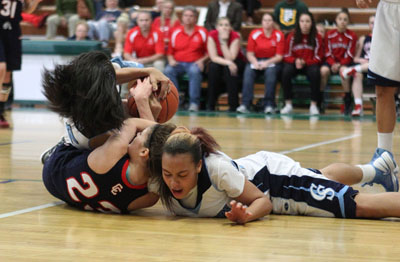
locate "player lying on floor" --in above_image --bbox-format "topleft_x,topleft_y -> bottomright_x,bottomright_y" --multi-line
149,124 -> 400,224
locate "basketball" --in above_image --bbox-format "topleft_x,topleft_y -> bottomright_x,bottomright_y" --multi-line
127,80 -> 179,123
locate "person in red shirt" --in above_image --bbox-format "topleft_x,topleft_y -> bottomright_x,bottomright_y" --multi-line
152,0 -> 181,53
206,17 -> 245,112
281,12 -> 323,115
123,11 -> 166,72
164,6 -> 208,112
320,8 -> 357,115
236,13 -> 284,114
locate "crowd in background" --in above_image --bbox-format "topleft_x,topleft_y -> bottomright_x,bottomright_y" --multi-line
22,0 -> 377,116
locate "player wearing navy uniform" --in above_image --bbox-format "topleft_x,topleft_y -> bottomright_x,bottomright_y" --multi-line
43,119 -> 176,213
0,0 -> 42,128
151,125 -> 400,224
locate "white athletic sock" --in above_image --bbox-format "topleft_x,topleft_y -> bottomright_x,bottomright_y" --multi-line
377,132 -> 393,152
354,98 -> 363,105
357,164 -> 376,184
355,64 -> 362,73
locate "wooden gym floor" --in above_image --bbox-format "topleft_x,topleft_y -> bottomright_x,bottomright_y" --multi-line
1,109 -> 400,261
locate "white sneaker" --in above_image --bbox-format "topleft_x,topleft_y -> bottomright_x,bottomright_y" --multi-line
188,103 -> 199,112
264,106 -> 274,114
280,104 -> 293,114
236,105 -> 250,113
309,104 -> 320,115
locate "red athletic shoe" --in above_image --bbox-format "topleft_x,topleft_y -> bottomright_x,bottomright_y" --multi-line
0,114 -> 10,128
351,104 -> 363,117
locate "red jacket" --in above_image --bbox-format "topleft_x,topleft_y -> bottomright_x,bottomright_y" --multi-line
324,29 -> 357,65
284,32 -> 324,65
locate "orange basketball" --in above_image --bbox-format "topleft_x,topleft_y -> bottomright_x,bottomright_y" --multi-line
127,80 -> 179,123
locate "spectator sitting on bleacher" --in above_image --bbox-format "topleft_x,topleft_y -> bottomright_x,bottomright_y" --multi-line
206,17 -> 245,112
236,13 -> 284,114
87,0 -> 121,47
123,11 -> 165,72
204,0 -> 243,32
46,0 -> 95,39
68,20 -> 91,40
274,0 -> 308,35
316,22 -> 325,39
164,6 -> 208,112
236,0 -> 261,25
152,0 -> 181,53
281,12 -> 323,115
320,8 -> 357,115
341,15 -> 374,117
112,0 -> 163,56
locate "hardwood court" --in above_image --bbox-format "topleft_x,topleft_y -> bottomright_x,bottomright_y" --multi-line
1,109 -> 400,261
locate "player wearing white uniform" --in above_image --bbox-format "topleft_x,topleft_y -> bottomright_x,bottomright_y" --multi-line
152,125 -> 400,224
356,0 -> 400,166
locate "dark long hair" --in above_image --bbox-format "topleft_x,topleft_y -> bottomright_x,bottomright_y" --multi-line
293,11 -> 317,48
42,51 -> 125,138
154,126 -> 220,212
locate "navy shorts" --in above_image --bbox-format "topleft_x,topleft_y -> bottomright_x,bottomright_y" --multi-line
0,22 -> 22,71
367,69 -> 400,87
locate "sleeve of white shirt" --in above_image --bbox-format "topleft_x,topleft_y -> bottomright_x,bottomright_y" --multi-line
206,153 -> 246,199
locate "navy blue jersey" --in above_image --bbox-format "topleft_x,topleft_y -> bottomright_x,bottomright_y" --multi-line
42,144 -> 149,214
360,34 -> 372,60
0,0 -> 23,24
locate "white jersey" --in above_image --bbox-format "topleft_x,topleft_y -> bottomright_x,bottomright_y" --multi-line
169,151 -> 358,219
368,0 -> 400,84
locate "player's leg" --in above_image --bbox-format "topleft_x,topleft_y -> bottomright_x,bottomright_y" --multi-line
321,149 -> 399,192
351,72 -> 363,116
355,192 -> 400,218
376,86 -> 397,152
320,163 -> 362,185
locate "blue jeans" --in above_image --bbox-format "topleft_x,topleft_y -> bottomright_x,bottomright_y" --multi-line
241,61 -> 281,107
164,62 -> 202,105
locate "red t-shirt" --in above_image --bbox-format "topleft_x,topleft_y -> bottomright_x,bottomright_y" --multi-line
124,26 -> 165,58
208,29 -> 245,61
246,28 -> 285,58
324,29 -> 357,65
152,17 -> 181,42
284,32 -> 324,65
167,25 -> 208,62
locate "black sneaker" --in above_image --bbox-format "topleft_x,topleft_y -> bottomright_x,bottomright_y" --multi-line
40,137 -> 66,164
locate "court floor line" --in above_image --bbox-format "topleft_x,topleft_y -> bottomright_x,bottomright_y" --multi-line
279,134 -> 361,155
0,133 -> 360,219
0,201 -> 64,219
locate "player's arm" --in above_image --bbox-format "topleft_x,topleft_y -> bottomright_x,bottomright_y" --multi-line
24,0 -> 43,13
115,67 -> 170,99
225,180 -> 272,224
87,118 -> 156,174
127,192 -> 159,211
353,36 -> 367,64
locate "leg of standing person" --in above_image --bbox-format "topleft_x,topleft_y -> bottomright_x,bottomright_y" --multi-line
363,0 -> 400,157
306,64 -> 321,115
280,63 -> 296,114
207,62 -> 223,111
237,63 -> 256,113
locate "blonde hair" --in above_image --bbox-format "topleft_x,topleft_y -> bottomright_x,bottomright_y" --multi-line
161,0 -> 178,29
